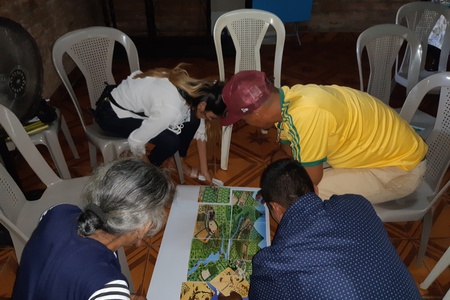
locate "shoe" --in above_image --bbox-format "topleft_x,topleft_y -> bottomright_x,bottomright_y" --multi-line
184,165 -> 200,179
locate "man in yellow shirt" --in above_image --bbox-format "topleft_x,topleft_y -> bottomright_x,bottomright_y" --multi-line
220,71 -> 427,203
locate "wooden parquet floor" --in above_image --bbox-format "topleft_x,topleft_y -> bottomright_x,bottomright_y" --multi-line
0,33 -> 449,299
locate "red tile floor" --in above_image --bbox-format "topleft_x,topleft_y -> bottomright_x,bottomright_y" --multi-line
0,33 -> 449,299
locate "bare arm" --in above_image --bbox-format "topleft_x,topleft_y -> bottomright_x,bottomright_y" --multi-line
270,143 -> 293,162
304,164 -> 324,186
140,154 -> 150,163
271,143 -> 323,185
197,139 -> 212,184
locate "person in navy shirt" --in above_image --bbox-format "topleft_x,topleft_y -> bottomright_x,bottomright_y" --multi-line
12,158 -> 175,300
248,158 -> 421,300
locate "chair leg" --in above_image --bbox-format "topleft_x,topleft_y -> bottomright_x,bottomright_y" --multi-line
101,146 -> 118,164
88,142 -> 98,170
420,246 -> 450,290
444,288 -> 450,300
117,247 -> 135,293
295,23 -> 301,46
220,125 -> 233,170
417,209 -> 433,265
173,151 -> 185,184
43,130 -> 71,179
60,115 -> 79,159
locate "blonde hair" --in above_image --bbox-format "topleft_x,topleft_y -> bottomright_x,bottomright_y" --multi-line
134,63 -> 214,101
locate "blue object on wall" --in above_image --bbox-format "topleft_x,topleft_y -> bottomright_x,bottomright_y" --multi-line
252,0 -> 313,23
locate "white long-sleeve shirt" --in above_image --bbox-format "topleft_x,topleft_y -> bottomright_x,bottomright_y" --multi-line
193,118 -> 207,141
110,71 -> 190,156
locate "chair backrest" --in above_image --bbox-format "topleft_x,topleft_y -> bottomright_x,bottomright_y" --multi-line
0,162 -> 31,256
0,105 -> 61,186
52,26 -> 140,130
213,9 -> 285,88
396,1 -> 450,73
356,23 -> 422,105
399,72 -> 450,192
0,162 -> 27,224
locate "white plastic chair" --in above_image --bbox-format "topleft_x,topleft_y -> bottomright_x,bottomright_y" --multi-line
5,108 -> 79,180
395,1 -> 450,89
356,23 -> 436,139
0,104 -> 136,292
52,26 -> 184,183
213,9 -> 285,170
356,23 -> 422,105
372,72 -> 450,265
420,246 -> 450,293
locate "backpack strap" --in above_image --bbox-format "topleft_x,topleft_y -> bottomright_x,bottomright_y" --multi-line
102,83 -> 147,117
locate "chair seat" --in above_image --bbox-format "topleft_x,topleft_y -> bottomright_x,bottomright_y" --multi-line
86,123 -> 129,154
17,176 -> 90,237
394,107 -> 435,140
373,181 -> 433,223
5,108 -> 78,179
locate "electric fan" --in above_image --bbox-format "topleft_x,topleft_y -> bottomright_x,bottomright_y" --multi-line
0,17 -> 45,194
0,17 -> 43,123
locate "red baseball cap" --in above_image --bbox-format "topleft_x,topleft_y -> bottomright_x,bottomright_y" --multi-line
220,70 -> 273,126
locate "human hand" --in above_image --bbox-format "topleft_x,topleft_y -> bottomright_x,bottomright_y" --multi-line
256,190 -> 264,203
204,171 -> 213,186
199,168 -> 213,185
130,294 -> 147,300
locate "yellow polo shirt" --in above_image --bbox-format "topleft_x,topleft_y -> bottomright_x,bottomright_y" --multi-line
277,84 -> 427,170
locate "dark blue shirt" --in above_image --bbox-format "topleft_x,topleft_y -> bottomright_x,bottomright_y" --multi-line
249,193 -> 421,299
12,204 -> 127,300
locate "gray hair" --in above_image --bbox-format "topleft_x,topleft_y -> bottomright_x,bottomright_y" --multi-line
78,158 -> 175,237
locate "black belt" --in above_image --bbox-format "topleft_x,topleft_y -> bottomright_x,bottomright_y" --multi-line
100,85 -> 147,118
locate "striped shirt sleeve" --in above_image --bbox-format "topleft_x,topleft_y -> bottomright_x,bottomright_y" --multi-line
88,279 -> 130,300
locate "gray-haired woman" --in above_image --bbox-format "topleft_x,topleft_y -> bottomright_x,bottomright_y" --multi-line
12,158 -> 175,300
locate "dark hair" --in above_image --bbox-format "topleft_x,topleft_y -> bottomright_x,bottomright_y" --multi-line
180,81 -> 226,116
259,158 -> 314,209
202,81 -> 227,116
78,158 -> 175,237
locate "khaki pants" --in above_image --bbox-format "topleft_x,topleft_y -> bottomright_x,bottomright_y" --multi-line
318,160 -> 427,204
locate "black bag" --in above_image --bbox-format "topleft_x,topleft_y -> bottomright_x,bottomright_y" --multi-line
36,99 -> 57,124
95,84 -> 117,111
91,84 -> 117,118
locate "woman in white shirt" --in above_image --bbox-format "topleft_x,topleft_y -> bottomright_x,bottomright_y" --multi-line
94,63 -> 225,175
